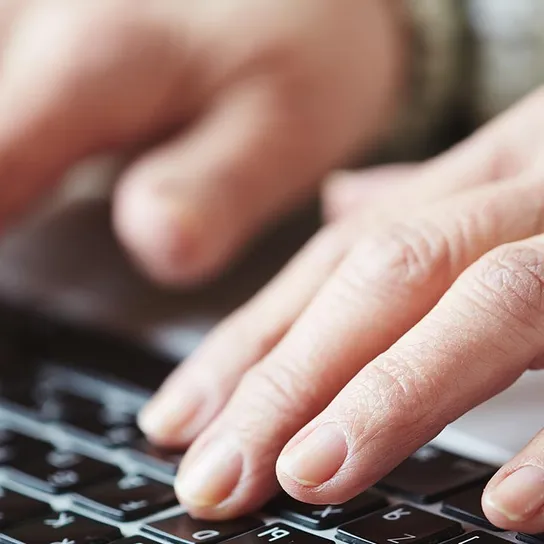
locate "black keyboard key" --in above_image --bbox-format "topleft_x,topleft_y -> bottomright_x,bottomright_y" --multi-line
52,393 -> 140,448
0,364 -> 46,416
0,488 -> 49,528
337,504 -> 463,544
0,386 -> 41,414
518,535 -> 544,544
143,513 -> 263,544
74,473 -> 177,521
9,448 -> 122,494
226,524 -> 332,544
0,511 -> 121,544
270,490 -> 387,529
0,433 -> 51,465
44,392 -> 103,421
61,415 -> 141,448
445,533 -> 509,544
127,439 -> 183,475
110,539 -> 158,544
377,446 -> 495,503
0,431 -> 21,466
442,483 -> 500,531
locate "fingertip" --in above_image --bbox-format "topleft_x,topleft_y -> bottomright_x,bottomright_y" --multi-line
321,164 -> 418,222
174,437 -> 244,518
137,396 -> 199,448
321,171 -> 363,222
137,369 -> 205,447
114,176 -> 223,286
482,465 -> 544,532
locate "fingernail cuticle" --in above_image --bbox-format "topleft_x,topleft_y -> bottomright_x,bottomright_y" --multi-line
138,393 -> 201,440
176,439 -> 242,509
278,423 -> 347,487
486,465 -> 544,522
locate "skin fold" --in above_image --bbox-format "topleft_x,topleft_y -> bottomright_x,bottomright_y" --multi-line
1,0 -> 544,535
143,90 -> 544,531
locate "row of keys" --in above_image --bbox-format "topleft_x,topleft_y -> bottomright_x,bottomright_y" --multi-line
0,425 -> 181,488
0,511 -> 121,544
0,473 -> 176,527
9,449 -> 122,495
0,509 -> 538,544
139,504 -> 510,544
140,515 -> 527,544
0,424 -> 181,477
2,389 -> 141,449
0,431 -> 122,494
268,483 -> 499,534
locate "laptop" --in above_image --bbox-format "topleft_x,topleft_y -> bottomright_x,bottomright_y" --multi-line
0,300 -> 533,544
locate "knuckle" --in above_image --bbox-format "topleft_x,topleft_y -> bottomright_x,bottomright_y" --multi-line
233,360 -> 316,433
345,357 -> 440,446
216,306 -> 285,362
345,221 -> 452,294
468,243 -> 544,329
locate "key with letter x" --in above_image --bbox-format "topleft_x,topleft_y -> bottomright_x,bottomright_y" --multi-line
269,491 -> 387,529
337,504 -> 463,544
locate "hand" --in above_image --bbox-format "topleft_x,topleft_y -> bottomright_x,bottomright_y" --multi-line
141,87 -> 544,532
0,0 -> 402,284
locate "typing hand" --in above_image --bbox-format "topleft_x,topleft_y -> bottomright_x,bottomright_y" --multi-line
0,0 -> 401,285
141,89 -> 544,533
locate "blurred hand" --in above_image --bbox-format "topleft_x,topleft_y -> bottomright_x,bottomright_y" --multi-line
0,0 -> 403,284
141,88 -> 544,532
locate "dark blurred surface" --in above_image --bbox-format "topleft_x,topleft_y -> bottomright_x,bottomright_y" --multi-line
0,189 -> 320,361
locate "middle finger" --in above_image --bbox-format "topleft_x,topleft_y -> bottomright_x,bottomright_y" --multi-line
175,171 -> 544,519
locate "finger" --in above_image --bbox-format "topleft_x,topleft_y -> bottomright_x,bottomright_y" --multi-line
322,164 -> 419,222
113,56 -> 367,286
483,427 -> 544,533
0,0 -> 196,226
0,1 -> 26,46
140,161 -> 461,446
143,105 -> 544,444
173,173 -> 544,519
323,87 -> 544,224
277,232 -> 544,506
138,222 -> 355,446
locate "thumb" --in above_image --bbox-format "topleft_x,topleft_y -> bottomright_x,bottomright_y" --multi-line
115,82 -> 348,286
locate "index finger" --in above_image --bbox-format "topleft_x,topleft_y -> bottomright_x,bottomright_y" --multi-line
277,235 -> 544,504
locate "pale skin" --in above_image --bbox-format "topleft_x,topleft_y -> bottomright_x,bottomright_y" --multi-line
2,0 -> 544,534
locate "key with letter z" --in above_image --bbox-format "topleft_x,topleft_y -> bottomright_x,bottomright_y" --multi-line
337,504 -> 463,544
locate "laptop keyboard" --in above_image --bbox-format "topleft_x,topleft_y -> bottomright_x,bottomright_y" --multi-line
0,349 -> 532,544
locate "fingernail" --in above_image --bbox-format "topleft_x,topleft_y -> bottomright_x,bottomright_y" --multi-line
486,465 -> 544,521
277,423 -> 347,487
176,438 -> 242,508
138,391 -> 201,442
